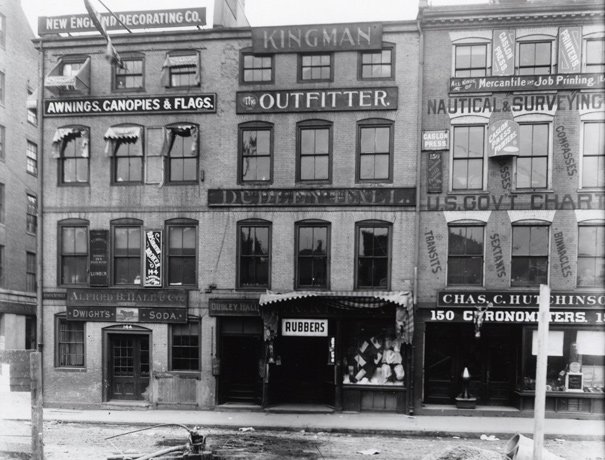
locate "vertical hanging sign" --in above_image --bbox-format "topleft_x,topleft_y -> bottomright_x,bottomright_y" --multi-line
427,152 -> 443,194
89,230 -> 109,286
144,230 -> 162,287
558,27 -> 582,74
492,30 -> 515,76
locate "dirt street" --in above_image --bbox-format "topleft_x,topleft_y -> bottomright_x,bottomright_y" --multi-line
1,420 -> 604,460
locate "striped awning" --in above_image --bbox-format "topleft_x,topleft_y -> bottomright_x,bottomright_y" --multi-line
259,290 -> 412,307
163,54 -> 198,67
104,126 -> 142,140
44,58 -> 91,95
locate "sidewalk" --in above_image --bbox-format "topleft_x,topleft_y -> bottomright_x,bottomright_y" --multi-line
2,392 -> 604,439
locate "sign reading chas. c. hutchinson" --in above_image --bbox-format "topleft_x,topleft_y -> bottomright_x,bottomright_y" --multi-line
252,23 -> 382,53
236,87 -> 397,114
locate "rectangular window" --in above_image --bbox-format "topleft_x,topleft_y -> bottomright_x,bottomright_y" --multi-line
162,53 -> 199,88
454,44 -> 487,77
113,132 -> 143,183
585,39 -> 605,72
61,225 -> 88,285
238,222 -> 270,288
242,54 -> 273,83
296,223 -> 329,289
452,125 -> 484,190
298,125 -> 330,182
145,128 -> 164,184
168,225 -> 196,286
26,141 -> 38,176
448,226 -> 483,285
0,14 -> 5,48
517,124 -> 549,189
581,122 -> 605,188
26,194 -> 37,234
0,183 -> 4,223
114,57 -> 143,89
240,125 -> 272,183
360,48 -> 393,79
300,54 -> 332,81
511,225 -> 548,287
578,225 -> 605,287
170,322 -> 200,371
0,245 -> 4,287
26,252 -> 36,292
356,222 -> 390,289
518,42 -> 552,75
113,226 -> 141,285
56,318 -> 84,367
0,72 -> 4,104
358,122 -> 392,181
0,125 -> 4,160
165,125 -> 198,183
59,128 -> 89,184
27,89 -> 38,125
25,316 -> 36,350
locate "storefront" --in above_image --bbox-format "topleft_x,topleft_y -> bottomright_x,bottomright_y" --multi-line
258,290 -> 413,412
420,291 -> 605,418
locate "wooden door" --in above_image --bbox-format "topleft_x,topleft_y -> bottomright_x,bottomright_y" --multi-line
109,334 -> 150,400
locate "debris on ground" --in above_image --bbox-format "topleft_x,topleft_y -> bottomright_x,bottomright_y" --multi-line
422,445 -> 506,460
358,448 -> 381,455
480,434 -> 499,441
238,427 -> 255,432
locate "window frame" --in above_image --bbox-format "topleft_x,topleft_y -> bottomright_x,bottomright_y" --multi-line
163,50 -> 201,89
57,126 -> 90,186
238,121 -> 274,184
0,245 -> 4,288
450,124 -> 486,191
296,119 -> 332,183
515,122 -> 551,190
27,89 -> 38,126
0,183 -> 5,224
26,193 -> 37,235
145,127 -> 165,184
111,218 -> 143,286
55,314 -> 85,369
359,43 -> 395,80
0,124 -> 5,161
295,220 -> 331,290
58,219 -> 89,287
26,140 -> 38,177
112,53 -> 145,91
577,223 -> 605,288
583,37 -> 605,73
166,218 -> 198,288
580,120 -> 605,189
355,220 -> 392,290
164,123 -> 199,184
109,124 -> 144,185
237,219 -> 272,290
447,224 -> 485,286
240,50 -> 274,84
298,53 -> 333,82
169,321 -> 201,372
26,251 -> 36,292
0,71 -> 4,105
517,40 -> 553,75
511,223 -> 550,287
0,13 -> 5,49
356,118 -> 394,183
454,43 -> 489,77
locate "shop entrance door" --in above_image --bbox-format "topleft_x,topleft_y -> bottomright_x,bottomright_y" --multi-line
424,323 -> 518,406
108,334 -> 150,400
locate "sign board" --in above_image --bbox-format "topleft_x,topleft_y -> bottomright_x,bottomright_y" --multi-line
209,299 -> 260,316
67,305 -> 187,323
450,73 -> 605,93
282,318 -> 328,337
488,119 -> 519,157
558,27 -> 582,74
144,231 -> 162,287
44,94 -> 216,117
236,87 -> 397,114
438,291 -> 605,307
565,372 -> 584,392
427,152 -> 443,194
424,308 -> 604,326
66,288 -> 188,308
422,130 -> 449,151
89,230 -> 109,287
38,7 -> 206,35
492,30 -> 515,76
252,23 -> 382,53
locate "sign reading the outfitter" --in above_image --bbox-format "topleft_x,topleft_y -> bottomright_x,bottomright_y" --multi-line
236,87 -> 397,113
38,7 -> 206,35
252,23 -> 382,53
44,94 -> 216,116
282,319 -> 328,337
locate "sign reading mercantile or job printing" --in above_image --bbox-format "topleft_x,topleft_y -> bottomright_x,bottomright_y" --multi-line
236,87 -> 397,114
450,73 -> 605,93
38,7 -> 206,35
208,188 -> 415,207
44,94 -> 216,117
252,23 -> 382,53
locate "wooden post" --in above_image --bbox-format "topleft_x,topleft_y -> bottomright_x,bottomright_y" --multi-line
30,352 -> 43,460
533,284 -> 550,460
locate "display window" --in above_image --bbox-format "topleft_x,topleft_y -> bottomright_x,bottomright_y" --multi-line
342,320 -> 406,386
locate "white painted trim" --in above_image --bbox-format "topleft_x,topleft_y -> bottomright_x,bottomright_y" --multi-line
443,211 -> 491,223
507,210 -> 555,223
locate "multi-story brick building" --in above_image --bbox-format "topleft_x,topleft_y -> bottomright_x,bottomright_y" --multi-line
415,0 -> 604,418
38,3 -> 419,413
0,0 -> 39,390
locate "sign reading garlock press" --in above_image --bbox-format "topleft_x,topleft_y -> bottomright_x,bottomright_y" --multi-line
44,94 -> 216,117
282,319 -> 328,337
237,87 -> 397,113
252,23 -> 382,53
38,7 -> 206,35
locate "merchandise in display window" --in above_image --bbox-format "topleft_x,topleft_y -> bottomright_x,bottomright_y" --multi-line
521,328 -> 604,393
342,320 -> 405,386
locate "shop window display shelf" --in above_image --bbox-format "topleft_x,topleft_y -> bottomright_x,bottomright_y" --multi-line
515,390 -> 604,415
342,384 -> 407,412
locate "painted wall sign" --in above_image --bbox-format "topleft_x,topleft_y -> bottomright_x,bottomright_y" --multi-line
558,27 -> 582,74
42,291 -> 67,300
422,130 -> 449,151
89,230 -> 109,287
66,306 -> 187,323
425,308 -> 604,325
38,7 -> 206,35
423,192 -> 605,211
488,119 -> 519,157
492,30 -> 515,76
236,87 -> 398,113
144,231 -> 162,287
208,188 -> 415,207
44,94 -> 216,116
427,152 -> 443,194
252,23 -> 382,53
209,299 -> 260,316
282,318 -> 328,336
437,291 -> 605,307
66,288 -> 188,308
450,73 -> 605,93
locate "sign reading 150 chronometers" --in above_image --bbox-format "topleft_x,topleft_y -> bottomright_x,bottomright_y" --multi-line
44,94 -> 216,116
236,87 -> 397,114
